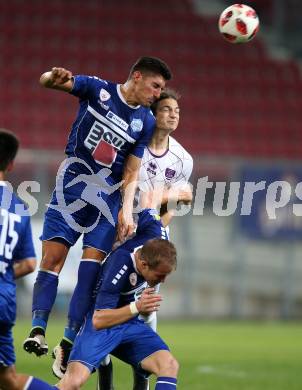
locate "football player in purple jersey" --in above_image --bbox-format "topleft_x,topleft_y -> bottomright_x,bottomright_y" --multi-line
23,57 -> 172,376
0,130 -> 57,390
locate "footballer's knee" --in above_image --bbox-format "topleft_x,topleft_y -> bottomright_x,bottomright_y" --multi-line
82,247 -> 106,261
40,240 -> 69,272
58,373 -> 82,390
58,362 -> 90,390
141,350 -> 179,377
0,370 -> 19,390
159,354 -> 179,377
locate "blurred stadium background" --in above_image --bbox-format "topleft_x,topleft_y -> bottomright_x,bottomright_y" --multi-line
1,0 -> 302,388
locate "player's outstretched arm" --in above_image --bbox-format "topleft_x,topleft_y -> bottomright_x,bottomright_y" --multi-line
40,67 -> 74,91
140,183 -> 193,210
13,257 -> 36,279
92,288 -> 162,330
160,184 -> 193,227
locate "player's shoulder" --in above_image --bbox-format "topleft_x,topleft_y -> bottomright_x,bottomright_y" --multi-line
169,136 -> 193,162
140,108 -> 156,125
86,75 -> 109,85
109,247 -> 132,266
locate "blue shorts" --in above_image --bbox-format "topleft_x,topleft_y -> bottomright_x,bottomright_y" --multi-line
0,323 -> 15,367
69,315 -> 169,375
42,170 -> 121,254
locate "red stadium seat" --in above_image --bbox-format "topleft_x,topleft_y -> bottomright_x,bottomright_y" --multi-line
0,0 -> 301,159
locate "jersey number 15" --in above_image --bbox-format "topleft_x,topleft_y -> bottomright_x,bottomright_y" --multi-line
0,209 -> 21,260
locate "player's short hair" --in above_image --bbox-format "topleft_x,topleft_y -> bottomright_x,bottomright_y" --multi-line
129,56 -> 172,81
151,88 -> 181,115
141,238 -> 177,270
0,129 -> 19,171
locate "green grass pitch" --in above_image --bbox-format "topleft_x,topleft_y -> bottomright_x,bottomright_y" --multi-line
13,320 -> 302,389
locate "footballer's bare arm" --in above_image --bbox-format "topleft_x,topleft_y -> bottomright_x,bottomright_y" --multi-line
13,257 -> 36,279
92,288 -> 162,330
40,67 -> 74,92
118,154 -> 142,240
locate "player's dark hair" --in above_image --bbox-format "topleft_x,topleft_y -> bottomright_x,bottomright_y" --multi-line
0,129 -> 19,171
129,56 -> 172,81
141,238 -> 177,270
151,88 -> 181,115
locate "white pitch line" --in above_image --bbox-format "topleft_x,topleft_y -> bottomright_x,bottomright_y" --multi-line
197,365 -> 247,378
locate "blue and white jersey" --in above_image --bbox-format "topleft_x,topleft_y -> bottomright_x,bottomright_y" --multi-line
94,209 -> 167,311
0,182 -> 36,324
65,75 -> 156,183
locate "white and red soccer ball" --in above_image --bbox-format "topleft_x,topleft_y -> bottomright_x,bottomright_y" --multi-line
218,4 -> 259,43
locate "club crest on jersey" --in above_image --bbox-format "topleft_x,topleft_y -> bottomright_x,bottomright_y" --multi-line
130,118 -> 143,132
165,168 -> 176,180
99,88 -> 111,102
129,272 -> 137,286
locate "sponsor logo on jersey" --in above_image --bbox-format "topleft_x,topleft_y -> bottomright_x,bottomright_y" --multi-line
106,111 -> 129,131
129,272 -> 137,286
134,284 -> 147,301
99,88 -> 111,101
84,121 -> 126,153
165,168 -> 176,180
130,118 -> 143,132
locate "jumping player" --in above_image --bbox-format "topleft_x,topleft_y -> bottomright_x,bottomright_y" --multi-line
23,57 -> 172,369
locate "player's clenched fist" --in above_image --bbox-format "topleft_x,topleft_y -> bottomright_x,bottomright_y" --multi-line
51,67 -> 73,84
40,67 -> 73,91
136,287 -> 162,315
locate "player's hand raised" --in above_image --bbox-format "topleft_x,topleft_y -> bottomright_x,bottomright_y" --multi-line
117,208 -> 135,242
178,184 -> 193,205
40,67 -> 73,91
136,288 -> 162,315
50,67 -> 73,85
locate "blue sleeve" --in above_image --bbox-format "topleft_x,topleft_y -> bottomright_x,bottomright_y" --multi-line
95,250 -> 130,310
130,112 -> 155,158
135,209 -> 166,239
69,75 -> 108,100
13,216 -> 36,261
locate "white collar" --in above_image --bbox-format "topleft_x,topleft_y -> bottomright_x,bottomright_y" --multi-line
130,246 -> 143,273
0,181 -> 7,187
117,84 -> 140,109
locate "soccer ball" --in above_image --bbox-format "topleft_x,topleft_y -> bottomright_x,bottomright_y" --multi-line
218,4 -> 259,44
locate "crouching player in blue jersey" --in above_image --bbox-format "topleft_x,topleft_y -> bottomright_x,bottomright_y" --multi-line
57,209 -> 179,390
0,130 -> 57,390
23,56 -> 172,372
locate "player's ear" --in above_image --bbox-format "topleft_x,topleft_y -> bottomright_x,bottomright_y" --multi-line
132,71 -> 143,82
140,259 -> 148,270
6,160 -> 14,173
